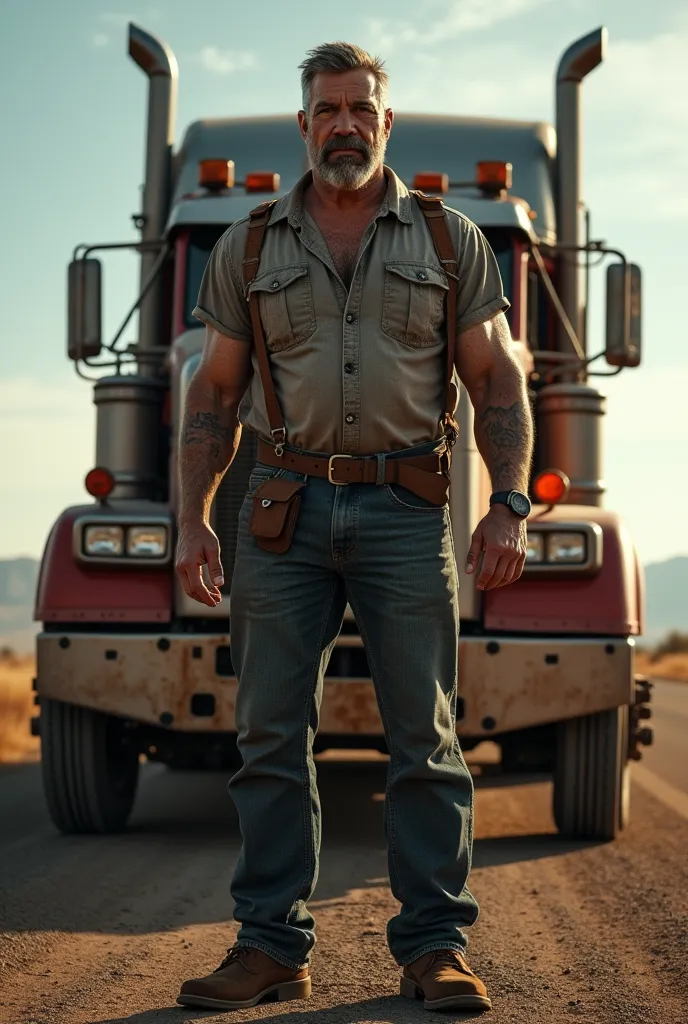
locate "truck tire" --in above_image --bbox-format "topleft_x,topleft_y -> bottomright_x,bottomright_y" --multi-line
41,699 -> 139,834
553,706 -> 630,841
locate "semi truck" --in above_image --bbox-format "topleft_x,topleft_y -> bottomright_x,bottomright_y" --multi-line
33,23 -> 652,839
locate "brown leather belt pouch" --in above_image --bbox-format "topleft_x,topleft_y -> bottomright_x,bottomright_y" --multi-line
250,477 -> 306,553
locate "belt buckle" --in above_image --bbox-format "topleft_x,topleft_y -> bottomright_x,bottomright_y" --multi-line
328,454 -> 352,485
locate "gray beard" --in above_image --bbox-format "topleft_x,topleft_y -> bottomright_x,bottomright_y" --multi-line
307,133 -> 388,190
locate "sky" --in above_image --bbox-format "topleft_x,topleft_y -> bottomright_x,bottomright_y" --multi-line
0,0 -> 686,565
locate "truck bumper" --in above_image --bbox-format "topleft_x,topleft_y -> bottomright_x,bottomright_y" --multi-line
36,631 -> 635,737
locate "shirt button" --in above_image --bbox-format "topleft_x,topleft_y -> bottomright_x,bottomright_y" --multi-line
345,313 -> 355,323
345,414 -> 355,424
271,280 -> 280,289
416,271 -> 428,281
344,363 -> 355,374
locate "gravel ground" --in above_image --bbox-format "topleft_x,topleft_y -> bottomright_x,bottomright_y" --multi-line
0,750 -> 686,1024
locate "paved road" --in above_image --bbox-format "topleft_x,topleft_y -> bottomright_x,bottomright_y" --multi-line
0,682 -> 686,1024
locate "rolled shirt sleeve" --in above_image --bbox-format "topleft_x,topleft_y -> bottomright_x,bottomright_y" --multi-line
454,219 -> 510,332
192,226 -> 253,342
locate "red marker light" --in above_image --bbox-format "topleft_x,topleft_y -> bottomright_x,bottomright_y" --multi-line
413,172 -> 449,194
245,172 -> 280,193
532,469 -> 570,505
85,466 -> 115,500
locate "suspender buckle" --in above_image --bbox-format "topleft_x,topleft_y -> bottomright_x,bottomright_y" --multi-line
271,427 -> 287,457
328,454 -> 353,485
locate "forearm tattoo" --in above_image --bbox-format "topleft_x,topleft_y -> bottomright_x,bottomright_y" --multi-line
477,399 -> 533,491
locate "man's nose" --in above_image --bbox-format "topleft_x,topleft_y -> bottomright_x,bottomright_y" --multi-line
332,109 -> 358,135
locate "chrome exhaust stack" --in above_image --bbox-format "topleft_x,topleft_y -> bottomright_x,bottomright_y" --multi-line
555,27 -> 606,356
128,23 -> 178,358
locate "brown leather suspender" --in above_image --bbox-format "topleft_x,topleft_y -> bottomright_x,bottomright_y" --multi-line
411,191 -> 460,446
241,199 -> 288,454
241,191 -> 460,456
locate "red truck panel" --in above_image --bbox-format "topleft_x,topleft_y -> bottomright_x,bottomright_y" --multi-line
484,505 -> 643,636
35,507 -> 172,624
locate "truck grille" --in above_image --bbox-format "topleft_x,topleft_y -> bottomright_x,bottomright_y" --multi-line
212,431 -> 258,596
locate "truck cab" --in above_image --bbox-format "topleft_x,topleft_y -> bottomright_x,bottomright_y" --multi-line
33,24 -> 650,840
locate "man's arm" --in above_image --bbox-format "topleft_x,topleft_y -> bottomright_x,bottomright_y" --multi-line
455,311 -> 534,590
175,327 -> 252,607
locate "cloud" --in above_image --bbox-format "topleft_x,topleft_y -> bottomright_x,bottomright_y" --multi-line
198,47 -> 257,75
585,23 -> 688,223
367,0 -> 554,51
92,32 -> 109,48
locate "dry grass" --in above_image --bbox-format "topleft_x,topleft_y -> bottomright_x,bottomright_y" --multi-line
635,650 -> 688,682
0,652 -> 39,763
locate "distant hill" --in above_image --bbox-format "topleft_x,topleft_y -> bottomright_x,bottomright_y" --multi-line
0,557 -> 38,606
0,554 -> 685,653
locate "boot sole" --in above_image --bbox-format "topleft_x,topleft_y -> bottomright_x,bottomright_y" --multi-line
177,976 -> 311,1010
400,976 -> 492,1012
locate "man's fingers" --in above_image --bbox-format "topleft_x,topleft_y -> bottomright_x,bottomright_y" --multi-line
465,528 -> 484,574
180,564 -> 220,607
477,550 -> 499,589
204,543 -> 225,588
496,555 -> 520,588
479,552 -> 512,591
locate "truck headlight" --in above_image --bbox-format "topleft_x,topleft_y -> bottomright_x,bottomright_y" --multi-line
546,531 -> 586,564
526,532 -> 545,563
84,524 -> 124,556
126,525 -> 168,558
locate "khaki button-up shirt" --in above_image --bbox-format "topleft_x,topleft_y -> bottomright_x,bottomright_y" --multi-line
193,167 -> 508,455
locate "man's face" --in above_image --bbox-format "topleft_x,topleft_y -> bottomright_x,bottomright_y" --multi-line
298,69 -> 393,190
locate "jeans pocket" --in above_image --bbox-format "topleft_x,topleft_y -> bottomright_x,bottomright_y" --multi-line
384,484 -> 447,513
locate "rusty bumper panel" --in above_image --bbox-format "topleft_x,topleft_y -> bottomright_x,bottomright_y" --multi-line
36,633 -> 635,737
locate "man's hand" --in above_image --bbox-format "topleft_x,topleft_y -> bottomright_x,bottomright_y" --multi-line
175,520 -> 224,607
465,505 -> 527,590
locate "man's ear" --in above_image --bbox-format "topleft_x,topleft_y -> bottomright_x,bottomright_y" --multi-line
297,109 -> 308,140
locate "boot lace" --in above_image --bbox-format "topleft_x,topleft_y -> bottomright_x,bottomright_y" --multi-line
215,946 -> 250,973
433,949 -> 469,973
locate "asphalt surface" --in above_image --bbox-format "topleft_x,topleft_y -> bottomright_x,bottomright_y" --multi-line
0,681 -> 686,1024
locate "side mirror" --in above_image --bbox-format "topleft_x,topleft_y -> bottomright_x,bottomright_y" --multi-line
67,258 -> 103,360
605,262 -> 642,367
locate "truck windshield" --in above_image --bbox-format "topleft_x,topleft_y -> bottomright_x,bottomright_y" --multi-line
184,226 -> 227,329
183,225 -> 514,329
480,228 -> 514,326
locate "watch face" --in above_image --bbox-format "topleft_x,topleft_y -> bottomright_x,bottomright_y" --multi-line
509,491 -> 531,516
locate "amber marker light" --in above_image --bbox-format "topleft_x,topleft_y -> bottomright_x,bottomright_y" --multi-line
476,160 -> 513,194
245,172 -> 280,193
199,159 -> 235,190
413,172 -> 449,194
85,466 -> 115,501
532,469 -> 570,505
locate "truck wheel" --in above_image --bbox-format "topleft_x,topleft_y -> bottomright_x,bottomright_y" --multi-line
553,706 -> 630,841
41,699 -> 139,834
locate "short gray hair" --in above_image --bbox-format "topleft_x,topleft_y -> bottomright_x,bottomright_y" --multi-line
299,42 -> 389,114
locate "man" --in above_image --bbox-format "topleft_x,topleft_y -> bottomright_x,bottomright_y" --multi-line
175,42 -> 532,1014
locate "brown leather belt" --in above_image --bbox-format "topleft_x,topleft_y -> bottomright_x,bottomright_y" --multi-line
257,440 -> 450,506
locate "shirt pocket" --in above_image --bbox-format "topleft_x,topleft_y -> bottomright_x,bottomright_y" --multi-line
381,261 -> 449,348
249,264 -> 316,353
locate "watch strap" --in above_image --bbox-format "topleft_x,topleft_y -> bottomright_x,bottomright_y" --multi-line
489,490 -> 513,506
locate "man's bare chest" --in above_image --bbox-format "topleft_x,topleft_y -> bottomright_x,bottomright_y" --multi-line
310,216 -> 371,288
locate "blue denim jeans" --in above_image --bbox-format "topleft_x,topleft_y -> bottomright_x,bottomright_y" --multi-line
228,441 -> 478,969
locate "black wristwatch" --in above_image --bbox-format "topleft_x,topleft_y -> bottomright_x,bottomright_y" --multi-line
489,490 -> 531,518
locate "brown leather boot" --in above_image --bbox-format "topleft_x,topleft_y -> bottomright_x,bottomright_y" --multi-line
177,945 -> 311,1010
401,949 -> 492,1011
